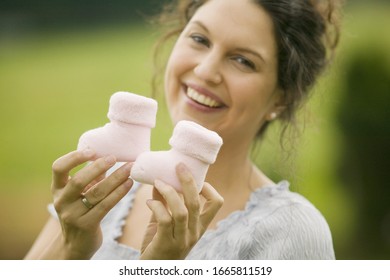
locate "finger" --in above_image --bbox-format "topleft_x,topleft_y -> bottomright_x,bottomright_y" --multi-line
51,149 -> 96,191
83,173 -> 106,193
81,178 -> 133,224
199,182 -> 224,233
154,180 -> 188,240
152,185 -> 166,203
176,163 -> 201,235
146,199 -> 174,238
149,187 -> 165,224
83,162 -> 133,206
62,155 -> 117,200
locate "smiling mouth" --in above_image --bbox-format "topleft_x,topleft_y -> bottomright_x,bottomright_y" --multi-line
186,87 -> 224,108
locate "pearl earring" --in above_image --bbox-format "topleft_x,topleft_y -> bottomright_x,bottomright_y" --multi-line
269,112 -> 278,120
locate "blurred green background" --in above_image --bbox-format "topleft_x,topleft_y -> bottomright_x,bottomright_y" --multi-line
0,1 -> 389,259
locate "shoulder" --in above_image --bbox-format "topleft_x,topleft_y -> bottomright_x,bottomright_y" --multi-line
244,181 -> 335,259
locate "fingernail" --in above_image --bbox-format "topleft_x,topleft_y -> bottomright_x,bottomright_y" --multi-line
122,162 -> 132,175
176,162 -> 187,172
146,199 -> 154,208
123,162 -> 132,171
154,179 -> 162,187
83,148 -> 95,157
104,155 -> 116,165
124,179 -> 133,189
154,179 -> 165,189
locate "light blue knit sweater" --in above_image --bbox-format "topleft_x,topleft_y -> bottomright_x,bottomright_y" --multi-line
51,180 -> 334,260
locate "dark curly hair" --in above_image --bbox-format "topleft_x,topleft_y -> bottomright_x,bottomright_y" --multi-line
152,0 -> 342,141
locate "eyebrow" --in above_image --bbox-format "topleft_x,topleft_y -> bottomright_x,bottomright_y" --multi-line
189,21 -> 266,64
190,20 -> 210,33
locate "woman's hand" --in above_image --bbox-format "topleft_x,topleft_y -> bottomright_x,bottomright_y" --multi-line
140,163 -> 224,260
51,149 -> 133,259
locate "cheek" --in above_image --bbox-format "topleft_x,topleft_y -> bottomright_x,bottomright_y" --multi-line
231,79 -> 270,110
165,47 -> 189,92
230,79 -> 276,123
166,40 -> 193,72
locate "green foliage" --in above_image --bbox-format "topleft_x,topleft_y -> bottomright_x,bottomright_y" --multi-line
0,0 -> 170,28
0,25 -> 160,190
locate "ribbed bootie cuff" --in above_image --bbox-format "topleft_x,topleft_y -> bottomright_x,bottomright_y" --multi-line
107,91 -> 158,128
169,121 -> 223,164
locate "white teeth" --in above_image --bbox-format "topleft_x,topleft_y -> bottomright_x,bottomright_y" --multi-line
186,87 -> 222,108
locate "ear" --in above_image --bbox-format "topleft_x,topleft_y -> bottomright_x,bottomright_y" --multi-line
265,88 -> 287,121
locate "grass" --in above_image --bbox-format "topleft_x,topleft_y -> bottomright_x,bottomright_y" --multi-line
0,23 -> 169,259
0,2 -> 389,259
0,24 -> 169,190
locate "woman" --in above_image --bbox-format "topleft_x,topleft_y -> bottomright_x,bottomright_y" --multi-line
25,0 -> 341,259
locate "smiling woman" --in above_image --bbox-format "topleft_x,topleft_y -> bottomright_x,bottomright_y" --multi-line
156,0 -> 341,139
25,0 -> 343,260
164,0 -> 282,154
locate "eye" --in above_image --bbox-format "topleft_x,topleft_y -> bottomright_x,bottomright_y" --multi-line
189,34 -> 210,47
232,56 -> 257,71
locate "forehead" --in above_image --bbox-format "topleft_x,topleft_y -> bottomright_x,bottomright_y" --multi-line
189,0 -> 278,60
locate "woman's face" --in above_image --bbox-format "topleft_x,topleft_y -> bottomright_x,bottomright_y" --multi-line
164,0 -> 281,147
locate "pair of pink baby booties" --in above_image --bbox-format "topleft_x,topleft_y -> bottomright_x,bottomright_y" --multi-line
77,92 -> 223,192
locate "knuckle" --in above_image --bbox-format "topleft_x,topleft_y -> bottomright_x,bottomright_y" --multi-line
187,201 -> 200,213
51,159 -> 64,174
214,195 -> 224,209
59,211 -> 74,225
72,150 -> 85,161
160,216 -> 173,228
110,171 -> 126,185
97,200 -> 110,212
90,187 -> 103,200
95,157 -> 109,170
69,176 -> 84,188
175,209 -> 188,223
53,199 -> 63,213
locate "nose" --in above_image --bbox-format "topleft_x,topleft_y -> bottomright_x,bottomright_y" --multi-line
194,52 -> 223,84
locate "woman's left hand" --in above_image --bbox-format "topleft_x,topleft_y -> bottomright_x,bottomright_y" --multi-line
140,163 -> 224,260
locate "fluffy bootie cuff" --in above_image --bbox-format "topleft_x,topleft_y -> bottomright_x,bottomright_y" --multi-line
107,91 -> 158,128
131,120 -> 223,192
169,120 -> 223,164
77,91 -> 157,162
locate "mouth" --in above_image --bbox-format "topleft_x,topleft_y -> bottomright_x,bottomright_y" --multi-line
185,86 -> 225,109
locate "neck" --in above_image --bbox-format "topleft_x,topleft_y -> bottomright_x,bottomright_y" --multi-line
203,139 -> 275,230
205,139 -> 274,198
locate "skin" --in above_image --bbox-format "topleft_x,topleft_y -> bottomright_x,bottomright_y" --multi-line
25,150 -> 133,259
25,148 -> 223,259
164,0 -> 284,203
165,0 -> 285,151
25,0 -> 283,259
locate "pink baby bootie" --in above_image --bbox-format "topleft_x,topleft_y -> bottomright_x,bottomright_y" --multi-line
77,91 -> 158,162
131,120 -> 223,193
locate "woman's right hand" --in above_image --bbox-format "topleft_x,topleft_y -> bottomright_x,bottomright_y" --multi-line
51,149 -> 133,259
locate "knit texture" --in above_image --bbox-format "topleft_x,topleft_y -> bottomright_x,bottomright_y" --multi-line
49,169 -> 335,259
107,91 -> 158,128
169,120 -> 223,164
